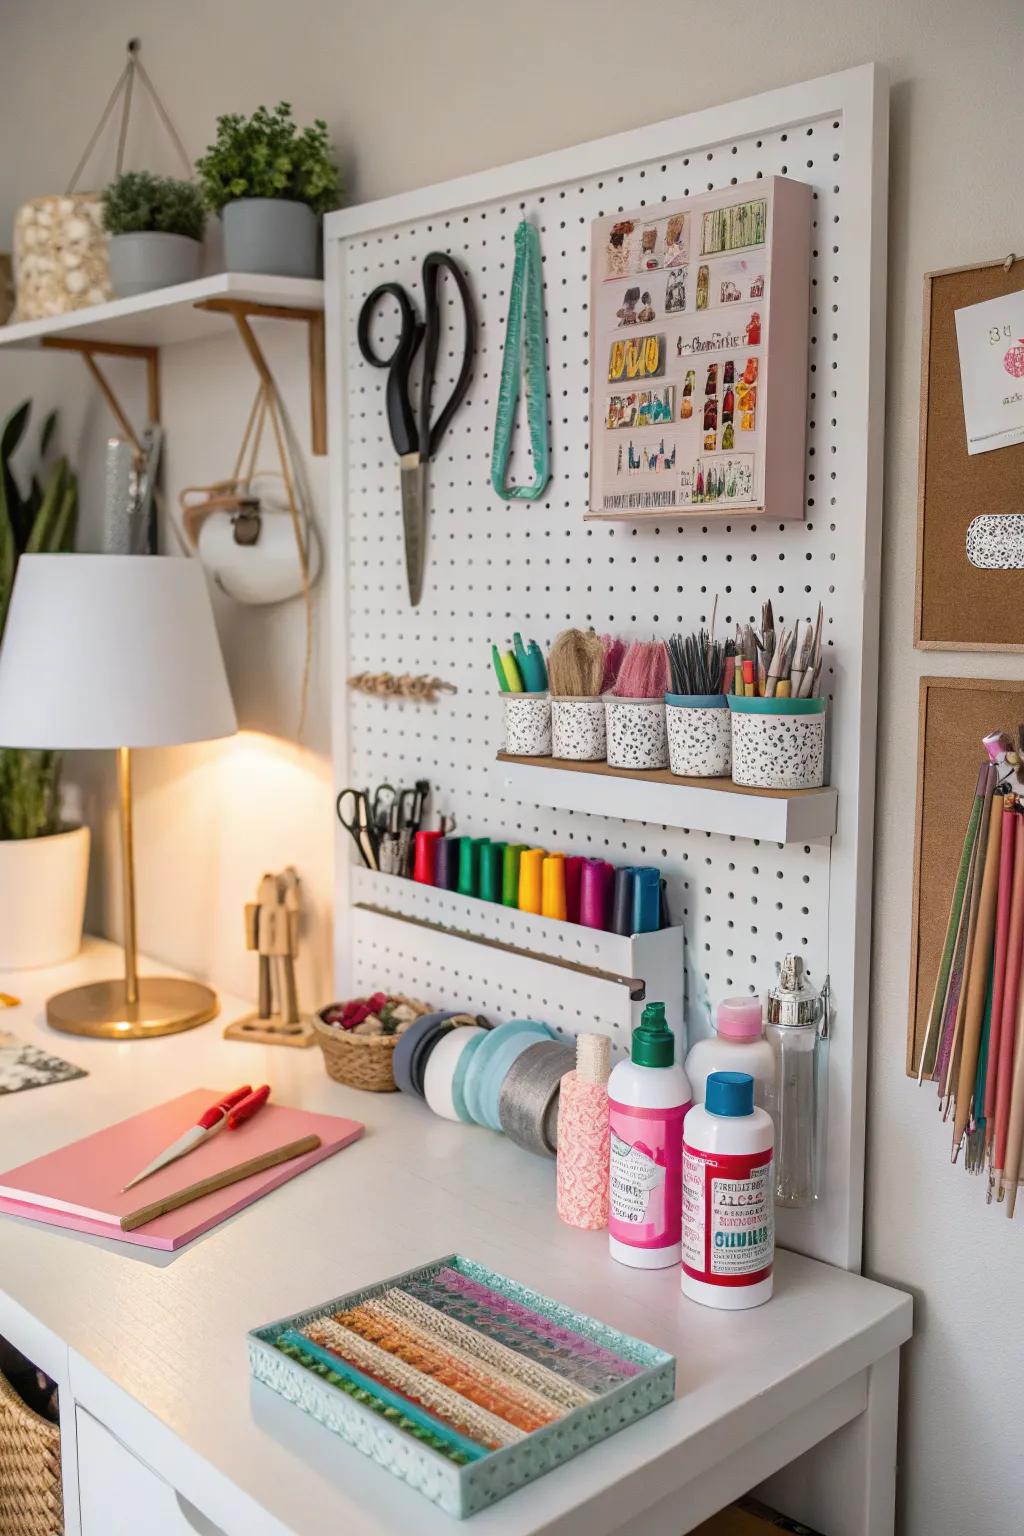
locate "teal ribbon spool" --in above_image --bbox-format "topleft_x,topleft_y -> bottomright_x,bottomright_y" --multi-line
491,220 -> 551,501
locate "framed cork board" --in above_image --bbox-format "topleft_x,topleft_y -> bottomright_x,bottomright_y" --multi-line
915,258 -> 1024,651
907,677 -> 1024,1074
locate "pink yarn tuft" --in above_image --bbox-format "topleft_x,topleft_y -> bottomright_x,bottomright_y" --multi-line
600,635 -> 625,694
611,640 -> 670,699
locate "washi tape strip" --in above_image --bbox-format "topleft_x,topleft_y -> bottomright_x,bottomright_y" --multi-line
405,1274 -> 624,1394
333,1303 -> 561,1429
371,1290 -> 592,1410
279,1330 -> 489,1462
273,1335 -> 476,1467
432,1267 -> 641,1380
303,1317 -> 524,1449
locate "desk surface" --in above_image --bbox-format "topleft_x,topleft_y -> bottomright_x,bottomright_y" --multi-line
0,940 -> 912,1536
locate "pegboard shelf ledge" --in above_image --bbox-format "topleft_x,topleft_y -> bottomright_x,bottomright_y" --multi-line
496,753 -> 838,843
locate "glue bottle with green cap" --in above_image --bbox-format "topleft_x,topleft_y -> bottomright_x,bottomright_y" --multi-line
607,1002 -> 691,1269
681,1071 -> 774,1309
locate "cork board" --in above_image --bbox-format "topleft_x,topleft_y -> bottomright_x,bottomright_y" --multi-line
906,678 -> 1024,1074
915,259 -> 1024,651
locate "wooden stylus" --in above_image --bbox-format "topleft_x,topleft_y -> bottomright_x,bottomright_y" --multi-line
120,1134 -> 321,1232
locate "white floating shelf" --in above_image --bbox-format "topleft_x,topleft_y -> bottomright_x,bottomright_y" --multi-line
0,272 -> 324,350
497,753 -> 838,843
348,865 -> 685,1056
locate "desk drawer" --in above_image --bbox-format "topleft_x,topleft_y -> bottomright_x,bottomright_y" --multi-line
76,1409 -> 224,1536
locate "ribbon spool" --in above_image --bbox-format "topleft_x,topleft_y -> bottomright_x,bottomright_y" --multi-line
424,1025 -> 488,1120
498,1039 -> 576,1157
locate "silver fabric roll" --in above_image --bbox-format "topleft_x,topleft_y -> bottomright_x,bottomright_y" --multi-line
498,1040 -> 575,1158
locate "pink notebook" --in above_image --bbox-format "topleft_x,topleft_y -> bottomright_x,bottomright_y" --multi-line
0,1089 -> 364,1250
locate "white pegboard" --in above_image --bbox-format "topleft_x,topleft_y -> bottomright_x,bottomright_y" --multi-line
325,66 -> 888,1269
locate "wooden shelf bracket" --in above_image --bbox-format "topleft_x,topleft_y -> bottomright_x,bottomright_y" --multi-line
193,297 -> 326,456
40,336 -> 159,454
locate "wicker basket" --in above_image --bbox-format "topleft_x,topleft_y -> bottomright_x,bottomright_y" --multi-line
312,1013 -> 399,1092
0,1367 -> 62,1536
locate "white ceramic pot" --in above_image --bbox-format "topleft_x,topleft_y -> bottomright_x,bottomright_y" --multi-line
665,693 -> 732,778
604,697 -> 668,770
550,696 -> 606,761
502,692 -> 551,756
0,824 -> 89,969
728,697 -> 826,789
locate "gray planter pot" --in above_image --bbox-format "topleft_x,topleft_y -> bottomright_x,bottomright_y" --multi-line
108,232 -> 201,297
221,198 -> 319,278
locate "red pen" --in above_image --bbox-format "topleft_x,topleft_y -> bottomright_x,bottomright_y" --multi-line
121,1085 -> 272,1192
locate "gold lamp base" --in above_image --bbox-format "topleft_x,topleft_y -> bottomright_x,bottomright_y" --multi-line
46,976 -> 219,1040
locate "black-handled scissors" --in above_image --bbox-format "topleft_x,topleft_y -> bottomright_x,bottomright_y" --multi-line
357,253 -> 476,606
336,788 -> 380,872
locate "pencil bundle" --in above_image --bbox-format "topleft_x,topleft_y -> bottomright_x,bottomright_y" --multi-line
917,728 -> 1024,1214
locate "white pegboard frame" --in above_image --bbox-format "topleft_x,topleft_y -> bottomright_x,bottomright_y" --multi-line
325,65 -> 888,1270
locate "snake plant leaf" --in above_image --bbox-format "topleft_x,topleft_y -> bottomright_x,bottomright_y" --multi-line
49,473 -> 78,554
0,485 -> 14,641
38,408 -> 57,458
25,458 -> 67,554
1,400 -> 30,550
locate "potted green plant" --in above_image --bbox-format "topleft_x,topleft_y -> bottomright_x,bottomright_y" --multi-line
196,102 -> 341,279
0,402 -> 89,969
102,171 -> 206,297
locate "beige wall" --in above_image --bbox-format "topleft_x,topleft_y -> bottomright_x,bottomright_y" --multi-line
3,2 -> 1023,1530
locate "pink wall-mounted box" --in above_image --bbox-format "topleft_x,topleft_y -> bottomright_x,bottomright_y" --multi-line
588,175 -> 811,522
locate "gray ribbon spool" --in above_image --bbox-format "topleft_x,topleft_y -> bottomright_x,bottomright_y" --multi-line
498,1040 -> 576,1157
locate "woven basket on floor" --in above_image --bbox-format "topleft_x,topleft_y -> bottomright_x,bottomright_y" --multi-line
312,1013 -> 398,1092
0,1367 -> 62,1536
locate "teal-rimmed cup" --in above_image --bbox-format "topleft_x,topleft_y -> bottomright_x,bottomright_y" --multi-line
727,695 -> 826,788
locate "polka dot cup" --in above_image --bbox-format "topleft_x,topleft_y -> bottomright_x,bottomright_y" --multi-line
604,697 -> 668,770
665,693 -> 732,778
728,696 -> 826,789
502,692 -> 552,757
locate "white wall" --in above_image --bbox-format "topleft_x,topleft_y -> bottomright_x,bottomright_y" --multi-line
2,2 -> 1024,1531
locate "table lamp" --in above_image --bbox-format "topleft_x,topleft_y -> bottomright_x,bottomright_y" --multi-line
0,555 -> 238,1038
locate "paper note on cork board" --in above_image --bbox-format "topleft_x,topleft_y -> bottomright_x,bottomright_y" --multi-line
915,260 -> 1024,651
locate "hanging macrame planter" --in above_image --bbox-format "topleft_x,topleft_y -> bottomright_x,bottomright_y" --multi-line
13,38 -> 192,322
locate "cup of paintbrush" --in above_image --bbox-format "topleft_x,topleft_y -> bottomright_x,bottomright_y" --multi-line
727,609 -> 828,789
548,628 -> 609,761
664,630 -> 732,778
604,641 -> 671,770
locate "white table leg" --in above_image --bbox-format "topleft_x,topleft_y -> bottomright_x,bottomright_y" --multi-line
754,1348 -> 901,1536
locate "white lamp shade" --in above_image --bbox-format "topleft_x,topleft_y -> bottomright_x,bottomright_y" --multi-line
0,555 -> 238,749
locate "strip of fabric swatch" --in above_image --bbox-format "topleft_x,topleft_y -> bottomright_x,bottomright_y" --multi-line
303,1317 -> 523,1450
432,1267 -> 642,1379
402,1274 -> 622,1394
333,1303 -> 561,1430
365,1291 -> 592,1410
273,1335 -> 475,1467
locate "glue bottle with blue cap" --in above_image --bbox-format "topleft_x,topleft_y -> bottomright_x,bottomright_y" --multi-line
681,1071 -> 774,1310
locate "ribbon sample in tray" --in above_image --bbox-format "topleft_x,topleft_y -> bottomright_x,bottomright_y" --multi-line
248,1253 -> 674,1518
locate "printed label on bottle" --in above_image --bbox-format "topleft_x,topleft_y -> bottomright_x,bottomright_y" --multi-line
682,1143 -> 773,1285
608,1100 -> 688,1249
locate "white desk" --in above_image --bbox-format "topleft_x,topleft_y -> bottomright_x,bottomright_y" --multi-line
0,940 -> 911,1536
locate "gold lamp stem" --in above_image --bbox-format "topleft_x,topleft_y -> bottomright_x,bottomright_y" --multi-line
117,746 -> 139,1006
45,746 -> 219,1039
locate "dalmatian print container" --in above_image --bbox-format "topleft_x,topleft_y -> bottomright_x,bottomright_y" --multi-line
728,696 -> 826,789
551,696 -> 607,761
665,694 -> 732,778
502,692 -> 552,756
604,697 -> 668,770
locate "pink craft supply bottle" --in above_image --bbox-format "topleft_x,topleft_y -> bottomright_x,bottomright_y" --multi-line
607,1001 -> 691,1269
557,1033 -> 611,1230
